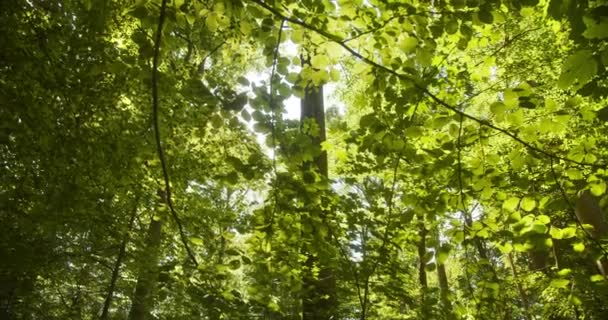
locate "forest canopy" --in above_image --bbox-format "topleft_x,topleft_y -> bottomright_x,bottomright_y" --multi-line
2,0 -> 608,319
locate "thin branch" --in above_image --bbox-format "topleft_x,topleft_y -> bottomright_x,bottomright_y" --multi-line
152,0 -> 198,267
473,27 -> 541,68
343,14 -> 404,43
270,19 -> 285,170
248,0 -> 602,170
344,9 -> 476,43
267,19 -> 285,235
198,40 -> 227,74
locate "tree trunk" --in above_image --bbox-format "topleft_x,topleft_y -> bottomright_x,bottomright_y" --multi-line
128,216 -> 162,320
101,204 -> 138,320
417,221 -> 428,289
575,190 -> 608,278
434,230 -> 455,320
437,263 -> 451,305
300,57 -> 336,320
416,221 -> 429,318
507,253 -> 531,320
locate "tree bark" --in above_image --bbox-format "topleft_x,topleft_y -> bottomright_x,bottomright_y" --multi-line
300,57 -> 336,320
128,216 -> 162,320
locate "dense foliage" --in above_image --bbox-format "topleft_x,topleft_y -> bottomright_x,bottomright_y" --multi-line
2,0 -> 608,319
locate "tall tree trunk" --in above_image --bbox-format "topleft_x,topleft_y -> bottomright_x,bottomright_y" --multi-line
507,253 -> 531,320
416,221 -> 429,318
101,204 -> 138,320
300,57 -> 336,320
434,230 -> 455,320
417,222 -> 428,289
128,215 -> 162,320
437,263 -> 452,309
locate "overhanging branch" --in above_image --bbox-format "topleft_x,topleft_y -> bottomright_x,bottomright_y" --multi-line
248,0 -> 601,169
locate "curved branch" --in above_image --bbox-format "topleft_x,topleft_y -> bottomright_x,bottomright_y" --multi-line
152,0 -> 198,267
248,0 -> 602,170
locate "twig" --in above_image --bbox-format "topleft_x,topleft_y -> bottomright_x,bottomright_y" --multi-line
473,27 -> 541,68
152,0 -> 198,267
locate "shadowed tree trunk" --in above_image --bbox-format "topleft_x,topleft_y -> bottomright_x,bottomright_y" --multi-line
575,190 -> 608,278
417,221 -> 428,290
300,54 -> 337,320
128,192 -> 163,320
416,219 -> 429,318
434,231 -> 455,320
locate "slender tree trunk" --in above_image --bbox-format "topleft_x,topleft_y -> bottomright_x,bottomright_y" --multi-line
434,230 -> 455,320
100,204 -> 138,320
128,215 -> 162,320
416,221 -> 429,318
300,55 -> 336,320
507,253 -> 531,320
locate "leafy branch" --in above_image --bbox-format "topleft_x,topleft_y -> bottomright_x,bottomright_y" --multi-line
248,0 -> 602,170
152,0 -> 198,267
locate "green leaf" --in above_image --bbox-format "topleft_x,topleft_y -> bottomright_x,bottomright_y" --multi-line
558,50 -> 598,90
478,7 -> 493,24
557,268 -> 572,277
503,197 -> 520,212
550,278 -> 570,289
591,274 -> 605,282
436,246 -> 451,265
497,243 -> 513,254
514,242 -> 533,252
529,223 -> 548,235
583,16 -> 608,39
399,36 -> 418,53
311,54 -> 330,69
590,182 -> 606,196
206,13 -> 219,32
550,226 -> 562,239
537,215 -> 550,224
330,68 -> 341,81
453,230 -> 464,243
446,18 -> 459,34
561,227 -> 577,239
237,76 -> 250,86
521,197 -> 536,212
573,242 -> 585,252
225,248 -> 240,256
190,237 -> 204,246
228,259 -> 241,270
